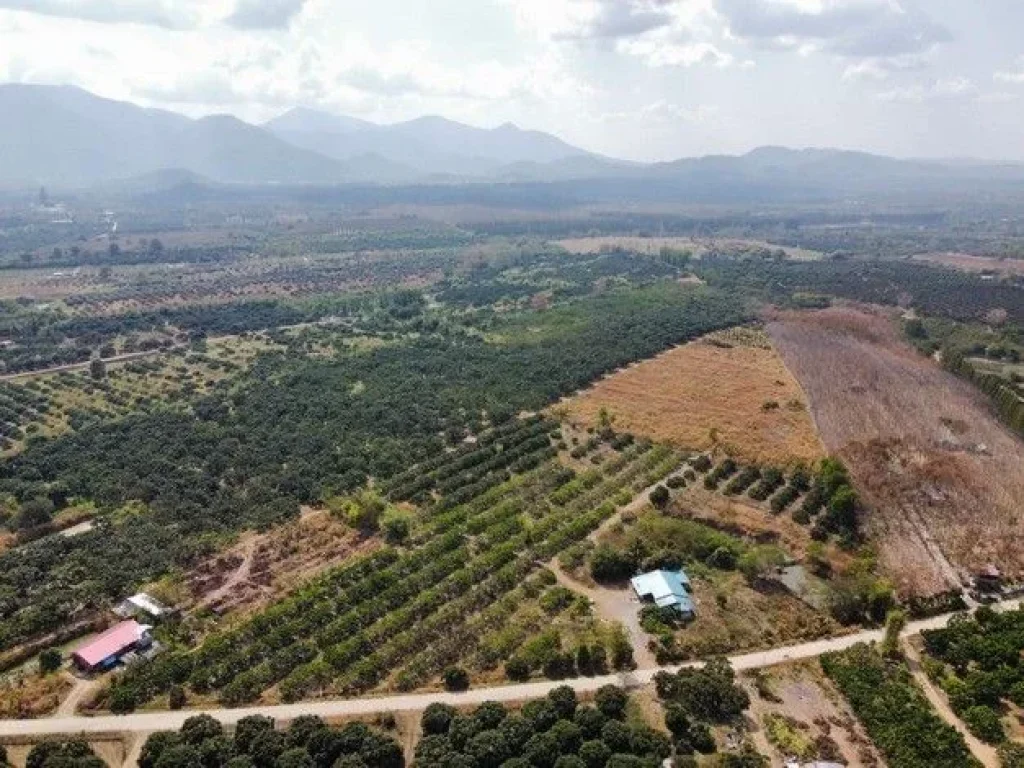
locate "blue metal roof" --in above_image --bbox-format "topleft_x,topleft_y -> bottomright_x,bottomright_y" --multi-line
631,569 -> 695,614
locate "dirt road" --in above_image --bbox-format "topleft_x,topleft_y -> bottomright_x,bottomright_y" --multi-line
545,477 -> 673,669
904,641 -> 1000,768
1,599 -> 1017,738
0,349 -> 174,381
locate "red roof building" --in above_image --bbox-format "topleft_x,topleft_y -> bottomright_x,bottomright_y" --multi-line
71,620 -> 152,671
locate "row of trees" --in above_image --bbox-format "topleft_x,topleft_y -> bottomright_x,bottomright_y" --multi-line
106,442 -> 679,709
921,607 -> 1024,746
140,713 -> 402,768
821,643 -> 980,768
414,685 -> 674,767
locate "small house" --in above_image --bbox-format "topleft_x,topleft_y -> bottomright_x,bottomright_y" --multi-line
631,569 -> 695,619
71,620 -> 152,673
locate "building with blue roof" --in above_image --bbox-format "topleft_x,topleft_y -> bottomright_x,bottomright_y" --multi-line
631,569 -> 695,618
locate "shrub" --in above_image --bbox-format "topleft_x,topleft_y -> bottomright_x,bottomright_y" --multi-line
443,667 -> 470,692
960,705 -> 1005,744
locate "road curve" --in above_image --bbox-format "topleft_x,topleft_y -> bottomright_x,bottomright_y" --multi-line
1,599 -> 1018,738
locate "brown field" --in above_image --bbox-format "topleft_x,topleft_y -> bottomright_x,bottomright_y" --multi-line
555,236 -> 821,260
743,662 -> 884,767
767,305 -> 1024,596
562,328 -> 826,465
912,252 -> 1024,276
159,509 -> 379,617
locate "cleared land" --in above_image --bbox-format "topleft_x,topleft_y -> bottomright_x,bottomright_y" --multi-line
743,662 -> 885,767
912,252 -> 1024,277
563,328 -> 826,465
767,306 -> 1024,596
556,236 -> 821,260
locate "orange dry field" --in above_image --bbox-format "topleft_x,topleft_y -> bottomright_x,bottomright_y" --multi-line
767,306 -> 1024,596
562,327 -> 825,465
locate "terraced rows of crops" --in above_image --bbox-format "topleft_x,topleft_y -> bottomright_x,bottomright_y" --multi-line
108,421 -> 683,710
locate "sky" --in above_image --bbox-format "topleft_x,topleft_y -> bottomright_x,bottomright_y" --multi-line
0,0 -> 1022,162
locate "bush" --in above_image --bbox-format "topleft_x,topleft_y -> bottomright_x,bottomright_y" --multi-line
594,685 -> 628,719
38,648 -> 61,674
649,485 -> 670,508
590,545 -> 636,583
505,657 -> 531,682
961,705 -> 1005,744
443,667 -> 470,692
422,703 -> 457,735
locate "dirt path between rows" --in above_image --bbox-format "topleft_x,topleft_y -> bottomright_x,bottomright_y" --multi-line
545,479 -> 674,669
55,674 -> 102,717
904,641 -> 1000,768
196,535 -> 259,611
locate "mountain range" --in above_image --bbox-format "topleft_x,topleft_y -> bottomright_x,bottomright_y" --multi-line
2,83 -> 1024,200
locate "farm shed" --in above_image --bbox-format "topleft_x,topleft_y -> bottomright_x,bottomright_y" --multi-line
631,569 -> 695,618
71,620 -> 152,673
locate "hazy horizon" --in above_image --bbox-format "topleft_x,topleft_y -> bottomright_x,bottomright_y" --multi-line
1,0 -> 1022,163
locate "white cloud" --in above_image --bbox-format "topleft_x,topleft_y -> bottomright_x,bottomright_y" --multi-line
876,76 -> 976,103
715,0 -> 951,58
599,99 -> 719,123
0,0 -> 220,28
994,57 -> 1024,84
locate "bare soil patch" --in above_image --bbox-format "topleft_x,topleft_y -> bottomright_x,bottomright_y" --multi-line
172,511 -> 379,617
743,662 -> 884,767
767,305 -> 1024,596
563,328 -> 825,465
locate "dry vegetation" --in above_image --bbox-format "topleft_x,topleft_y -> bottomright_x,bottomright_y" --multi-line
0,671 -> 70,719
555,236 -> 821,260
743,662 -> 884,767
912,252 -> 1024,277
160,510 -> 379,617
767,305 -> 1024,596
563,327 -> 825,465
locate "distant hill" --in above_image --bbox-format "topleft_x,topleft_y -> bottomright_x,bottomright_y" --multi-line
0,84 -> 353,187
3,84 -> 1023,198
264,108 -> 598,177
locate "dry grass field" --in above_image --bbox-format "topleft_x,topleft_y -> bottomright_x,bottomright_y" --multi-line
555,236 -> 821,260
912,252 -> 1024,277
767,306 -> 1024,596
563,327 -> 826,465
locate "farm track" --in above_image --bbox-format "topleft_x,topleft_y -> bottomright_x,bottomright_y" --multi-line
0,349 -> 175,381
1,599 -> 1018,738
903,641 -> 1000,768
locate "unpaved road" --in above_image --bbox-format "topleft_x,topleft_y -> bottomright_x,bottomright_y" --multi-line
904,641 -> 1000,768
0,349 -> 174,381
2,599 -> 1017,738
546,477 -> 673,668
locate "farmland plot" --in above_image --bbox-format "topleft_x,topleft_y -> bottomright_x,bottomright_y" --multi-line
563,327 -> 825,465
767,306 -> 1024,596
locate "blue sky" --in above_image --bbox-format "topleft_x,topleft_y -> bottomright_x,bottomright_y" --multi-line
1,0 -> 1022,161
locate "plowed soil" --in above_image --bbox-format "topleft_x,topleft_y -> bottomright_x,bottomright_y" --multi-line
767,305 -> 1024,596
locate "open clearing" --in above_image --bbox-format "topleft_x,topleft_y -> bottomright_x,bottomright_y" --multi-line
743,662 -> 884,767
767,305 -> 1024,596
555,236 -> 821,260
912,252 -> 1024,277
563,327 -> 826,465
